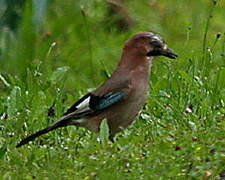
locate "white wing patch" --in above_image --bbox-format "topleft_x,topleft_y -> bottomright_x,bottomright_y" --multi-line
75,96 -> 91,113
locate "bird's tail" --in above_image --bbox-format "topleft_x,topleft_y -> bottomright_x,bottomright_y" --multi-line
16,116 -> 72,148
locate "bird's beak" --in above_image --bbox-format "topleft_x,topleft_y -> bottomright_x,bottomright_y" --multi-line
160,46 -> 178,59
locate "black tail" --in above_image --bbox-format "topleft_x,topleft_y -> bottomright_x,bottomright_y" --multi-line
16,118 -> 71,148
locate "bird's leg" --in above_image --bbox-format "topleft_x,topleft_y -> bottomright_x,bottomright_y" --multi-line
109,134 -> 115,142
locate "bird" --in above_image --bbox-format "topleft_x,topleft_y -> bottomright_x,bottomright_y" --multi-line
16,32 -> 178,148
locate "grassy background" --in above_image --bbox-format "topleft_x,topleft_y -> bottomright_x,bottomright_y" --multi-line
0,0 -> 225,179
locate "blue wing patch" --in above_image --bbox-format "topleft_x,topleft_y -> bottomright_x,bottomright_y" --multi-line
96,92 -> 125,110
91,92 -> 126,110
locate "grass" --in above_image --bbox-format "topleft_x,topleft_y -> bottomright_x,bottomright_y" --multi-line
0,0 -> 225,179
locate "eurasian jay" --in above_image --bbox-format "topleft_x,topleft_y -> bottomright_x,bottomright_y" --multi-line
16,32 -> 178,148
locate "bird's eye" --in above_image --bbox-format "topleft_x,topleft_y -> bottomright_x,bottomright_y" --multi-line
151,41 -> 162,48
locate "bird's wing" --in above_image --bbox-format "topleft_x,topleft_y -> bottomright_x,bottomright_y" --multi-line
63,91 -> 127,117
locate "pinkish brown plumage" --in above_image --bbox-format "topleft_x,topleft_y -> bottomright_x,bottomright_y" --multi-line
16,32 -> 178,147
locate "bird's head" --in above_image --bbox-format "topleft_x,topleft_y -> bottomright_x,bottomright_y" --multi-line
125,32 -> 178,59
